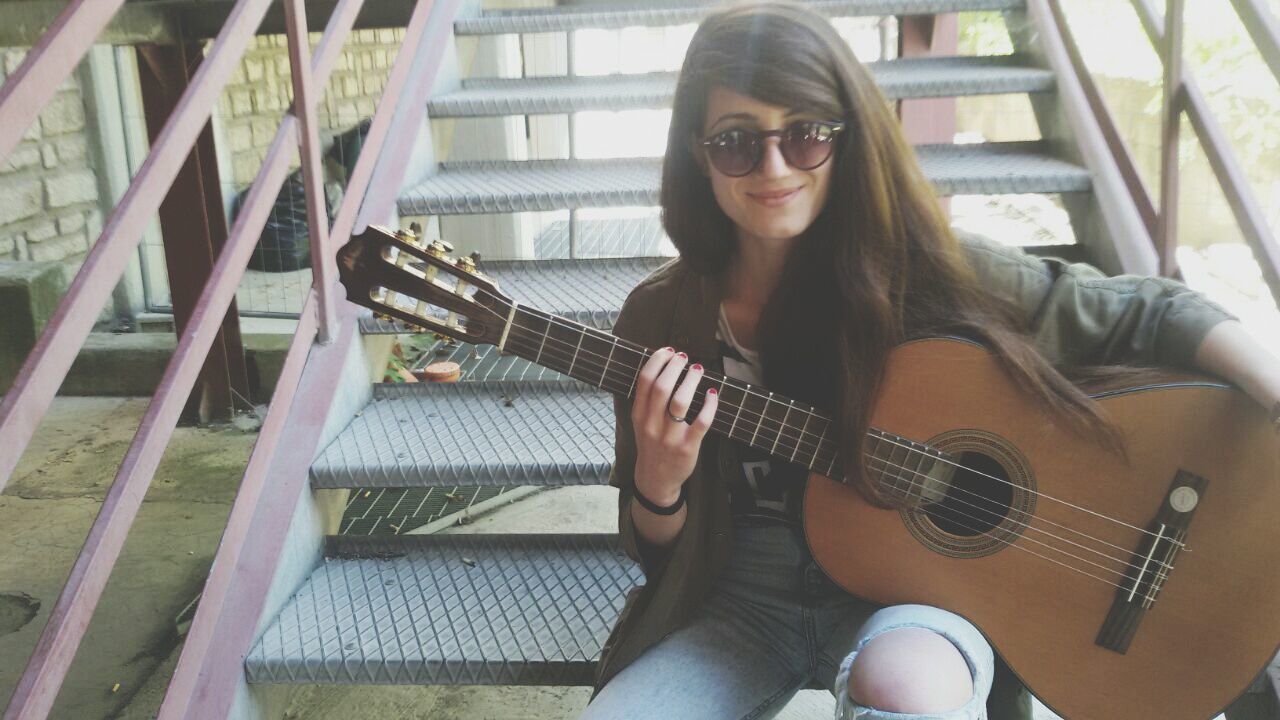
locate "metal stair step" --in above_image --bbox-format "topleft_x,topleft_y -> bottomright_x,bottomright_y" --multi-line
311,381 -> 614,489
430,56 -> 1054,117
397,142 -> 1091,216
413,340 -> 570,383
358,255 -> 670,335
533,216 -> 675,259
455,0 -> 1024,35
246,534 -> 641,685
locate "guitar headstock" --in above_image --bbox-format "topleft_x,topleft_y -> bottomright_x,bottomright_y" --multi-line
336,224 -> 512,346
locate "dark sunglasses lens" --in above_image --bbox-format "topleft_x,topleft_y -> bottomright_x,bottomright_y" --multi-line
706,130 -> 759,177
782,122 -> 837,170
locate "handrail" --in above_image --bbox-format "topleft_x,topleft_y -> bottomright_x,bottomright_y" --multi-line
0,0 -> 366,715
1121,0 -> 1280,304
0,0 -> 275,492
159,0 -> 463,714
0,0 -> 126,163
1230,0 -> 1280,85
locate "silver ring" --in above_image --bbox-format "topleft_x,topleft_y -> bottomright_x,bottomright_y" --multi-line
667,411 -> 686,423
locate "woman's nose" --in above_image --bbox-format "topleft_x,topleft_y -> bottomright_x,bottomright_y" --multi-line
757,135 -> 789,178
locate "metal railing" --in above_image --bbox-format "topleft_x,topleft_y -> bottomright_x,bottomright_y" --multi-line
1036,0 -> 1280,304
0,0 -> 459,716
1,0 -> 1276,717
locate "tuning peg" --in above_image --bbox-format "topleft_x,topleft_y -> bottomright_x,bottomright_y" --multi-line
395,225 -> 422,247
426,239 -> 451,259
455,255 -> 478,274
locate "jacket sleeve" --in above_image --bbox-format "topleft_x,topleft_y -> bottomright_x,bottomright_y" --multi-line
958,231 -> 1238,369
609,289 -> 676,579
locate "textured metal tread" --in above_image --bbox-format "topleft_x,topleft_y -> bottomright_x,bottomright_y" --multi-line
397,142 -> 1090,216
430,56 -> 1053,117
311,381 -> 614,489
413,341 -> 571,383
247,534 -> 640,685
533,216 -> 675,260
359,256 -> 671,335
456,0 -> 1024,35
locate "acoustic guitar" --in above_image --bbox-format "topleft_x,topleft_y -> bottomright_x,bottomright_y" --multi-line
336,225 -> 1280,720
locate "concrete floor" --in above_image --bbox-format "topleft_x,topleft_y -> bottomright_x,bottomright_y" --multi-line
0,397 -> 1073,719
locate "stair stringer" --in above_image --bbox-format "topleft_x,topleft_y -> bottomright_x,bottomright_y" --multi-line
1003,3 -> 1158,278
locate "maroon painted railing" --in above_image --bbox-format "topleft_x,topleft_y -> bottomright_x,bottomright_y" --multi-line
0,0 -> 457,715
1045,0 -> 1280,303
1,0 -> 1275,717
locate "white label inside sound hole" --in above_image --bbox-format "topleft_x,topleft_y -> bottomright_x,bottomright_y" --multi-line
1170,486 -> 1198,513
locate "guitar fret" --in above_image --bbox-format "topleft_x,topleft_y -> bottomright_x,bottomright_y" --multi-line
602,337 -> 618,390
791,409 -> 811,463
627,347 -> 640,398
823,423 -> 836,478
771,400 -> 793,455
729,384 -> 749,439
567,332 -> 585,377
750,392 -> 772,447
534,320 -> 550,364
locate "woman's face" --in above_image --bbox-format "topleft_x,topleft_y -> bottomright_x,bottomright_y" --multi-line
698,85 -> 836,250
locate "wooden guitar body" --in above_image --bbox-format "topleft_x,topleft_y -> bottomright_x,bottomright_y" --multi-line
804,338 -> 1280,720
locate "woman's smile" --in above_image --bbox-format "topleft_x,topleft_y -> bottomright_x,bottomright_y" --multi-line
746,186 -> 803,207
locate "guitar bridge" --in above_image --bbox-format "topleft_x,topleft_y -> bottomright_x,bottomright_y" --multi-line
1095,469 -> 1205,653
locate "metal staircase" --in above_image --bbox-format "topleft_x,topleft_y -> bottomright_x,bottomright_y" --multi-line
244,0 -> 1128,703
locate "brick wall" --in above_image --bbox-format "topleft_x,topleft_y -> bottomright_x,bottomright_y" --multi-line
218,29 -> 405,188
0,49 -> 103,265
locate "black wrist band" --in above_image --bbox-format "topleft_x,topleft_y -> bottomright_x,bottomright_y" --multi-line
634,484 -> 686,516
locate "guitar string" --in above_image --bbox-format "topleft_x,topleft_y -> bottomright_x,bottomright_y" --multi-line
495,330 -> 1175,578
383,282 -> 1182,549
378,291 -> 1174,589
476,298 -> 1182,549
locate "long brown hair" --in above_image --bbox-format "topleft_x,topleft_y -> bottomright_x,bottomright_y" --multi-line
661,2 -> 1124,507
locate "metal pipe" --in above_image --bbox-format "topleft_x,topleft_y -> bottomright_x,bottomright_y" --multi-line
0,0 -> 126,164
283,0 -> 337,343
0,0 -> 273,492
1157,0 -> 1184,278
1229,0 -> 1280,87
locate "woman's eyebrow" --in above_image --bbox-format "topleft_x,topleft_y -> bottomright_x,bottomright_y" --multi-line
708,108 -> 812,132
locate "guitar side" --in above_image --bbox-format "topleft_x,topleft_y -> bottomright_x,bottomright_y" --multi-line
804,338 -> 1280,720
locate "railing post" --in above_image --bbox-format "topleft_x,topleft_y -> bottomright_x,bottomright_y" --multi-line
1157,0 -> 1184,278
282,0 -> 338,344
137,43 -> 250,422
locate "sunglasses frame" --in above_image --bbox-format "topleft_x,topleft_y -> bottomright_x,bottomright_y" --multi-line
699,120 -> 846,177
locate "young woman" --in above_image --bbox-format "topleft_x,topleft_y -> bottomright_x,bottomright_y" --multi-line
579,3 -> 1280,719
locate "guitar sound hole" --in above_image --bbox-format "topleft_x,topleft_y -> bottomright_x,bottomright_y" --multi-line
924,451 -> 1013,537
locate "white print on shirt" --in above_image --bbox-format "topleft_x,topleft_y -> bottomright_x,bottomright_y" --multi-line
742,460 -> 789,514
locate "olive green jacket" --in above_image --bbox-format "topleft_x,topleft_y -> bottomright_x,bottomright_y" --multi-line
592,232 -> 1236,716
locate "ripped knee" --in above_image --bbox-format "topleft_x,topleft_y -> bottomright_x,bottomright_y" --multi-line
845,627 -> 974,714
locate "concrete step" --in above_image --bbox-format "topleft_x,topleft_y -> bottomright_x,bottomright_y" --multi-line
246,534 -> 640,685
397,142 -> 1091,216
430,56 -> 1054,117
455,0 -> 1024,35
358,256 -> 670,335
311,381 -> 613,489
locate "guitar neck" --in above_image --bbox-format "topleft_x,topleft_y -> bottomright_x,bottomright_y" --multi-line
497,304 -> 845,478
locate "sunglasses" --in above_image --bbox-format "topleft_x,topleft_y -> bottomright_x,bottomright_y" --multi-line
699,120 -> 846,177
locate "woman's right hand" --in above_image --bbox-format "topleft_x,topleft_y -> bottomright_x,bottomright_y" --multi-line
630,347 -> 719,505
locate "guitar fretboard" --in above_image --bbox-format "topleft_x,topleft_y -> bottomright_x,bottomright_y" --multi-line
498,304 -> 952,495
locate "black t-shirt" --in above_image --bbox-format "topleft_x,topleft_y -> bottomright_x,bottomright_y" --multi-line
717,305 -> 808,525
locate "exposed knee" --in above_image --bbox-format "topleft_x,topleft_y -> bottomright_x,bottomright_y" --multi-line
846,627 -> 974,714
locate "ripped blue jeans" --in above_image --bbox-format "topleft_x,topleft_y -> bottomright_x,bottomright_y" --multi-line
581,518 -> 994,720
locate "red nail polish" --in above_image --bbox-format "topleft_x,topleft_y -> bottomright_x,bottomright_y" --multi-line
661,346 -> 673,352
677,352 -> 687,359
691,363 -> 702,371
708,388 -> 718,395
